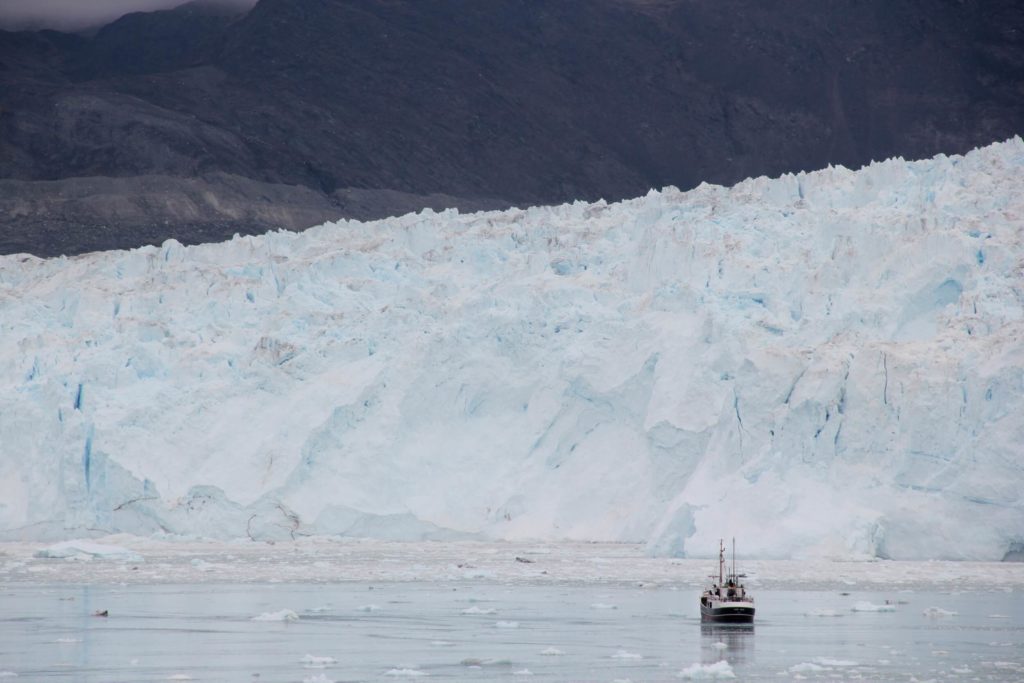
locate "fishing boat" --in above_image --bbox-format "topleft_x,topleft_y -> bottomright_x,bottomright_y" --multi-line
699,538 -> 755,623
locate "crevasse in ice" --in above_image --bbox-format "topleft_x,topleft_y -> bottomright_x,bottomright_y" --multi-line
1,138 -> 1022,560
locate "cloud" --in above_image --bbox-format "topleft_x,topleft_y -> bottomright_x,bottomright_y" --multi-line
0,0 -> 256,31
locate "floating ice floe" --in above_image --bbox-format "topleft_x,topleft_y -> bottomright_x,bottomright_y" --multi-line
301,654 -> 337,668
677,661 -> 736,679
513,670 -> 533,676
166,676 -> 192,681
303,675 -> 334,683
461,606 -> 497,615
540,647 -> 565,656
495,620 -> 519,628
805,609 -> 842,617
590,603 -> 617,609
612,650 -> 642,659
356,604 -> 382,612
55,638 -> 81,643
384,669 -> 429,677
34,541 -> 142,563
922,607 -> 958,618
813,657 -> 858,667
789,663 -> 827,673
306,605 -> 332,613
461,657 -> 513,667
851,601 -> 895,612
251,609 -> 299,622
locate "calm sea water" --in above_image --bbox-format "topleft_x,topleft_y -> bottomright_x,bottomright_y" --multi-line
0,582 -> 1020,681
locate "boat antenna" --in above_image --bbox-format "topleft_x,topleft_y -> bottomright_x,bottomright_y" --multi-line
732,537 -> 736,579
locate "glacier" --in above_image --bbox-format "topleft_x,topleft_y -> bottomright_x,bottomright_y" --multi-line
0,139 -> 1022,560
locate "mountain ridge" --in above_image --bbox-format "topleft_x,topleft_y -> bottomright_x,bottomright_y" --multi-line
1,0 -> 1022,256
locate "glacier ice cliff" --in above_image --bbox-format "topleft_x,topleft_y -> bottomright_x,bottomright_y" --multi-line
1,139 -> 1022,560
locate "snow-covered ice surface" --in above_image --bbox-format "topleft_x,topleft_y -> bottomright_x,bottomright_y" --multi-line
1,140 -> 1023,560
2,536 -> 1023,589
0,580 -> 1019,682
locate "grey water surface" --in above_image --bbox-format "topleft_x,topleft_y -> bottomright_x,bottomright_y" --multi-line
1,583 -> 1021,681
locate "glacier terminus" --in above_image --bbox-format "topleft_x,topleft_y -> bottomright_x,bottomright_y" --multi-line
0,139 -> 1022,561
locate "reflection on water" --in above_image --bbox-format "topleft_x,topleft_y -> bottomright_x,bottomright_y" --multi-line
700,623 -> 754,666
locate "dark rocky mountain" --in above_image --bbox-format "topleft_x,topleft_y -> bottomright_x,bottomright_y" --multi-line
1,0 -> 1022,257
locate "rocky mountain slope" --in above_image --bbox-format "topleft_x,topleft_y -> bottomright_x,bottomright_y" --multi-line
1,0 -> 1022,256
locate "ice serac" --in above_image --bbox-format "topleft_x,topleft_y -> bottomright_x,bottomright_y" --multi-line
1,139 -> 1022,560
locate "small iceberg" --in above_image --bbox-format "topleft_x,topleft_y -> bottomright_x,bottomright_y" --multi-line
540,647 -> 565,656
251,609 -> 299,622
34,540 -> 142,563
303,675 -> 334,683
384,669 -> 428,677
677,661 -> 736,679
813,657 -> 858,667
612,650 -> 642,659
851,601 -> 895,612
461,606 -> 497,615
922,607 -> 958,618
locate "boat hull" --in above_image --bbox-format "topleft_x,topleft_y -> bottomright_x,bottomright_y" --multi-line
700,603 -> 755,623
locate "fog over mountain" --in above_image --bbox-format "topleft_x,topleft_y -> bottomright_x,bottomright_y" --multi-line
0,0 -> 1022,257
0,0 -> 255,32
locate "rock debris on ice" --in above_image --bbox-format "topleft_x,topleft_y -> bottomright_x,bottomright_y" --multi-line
1,140 -> 1022,560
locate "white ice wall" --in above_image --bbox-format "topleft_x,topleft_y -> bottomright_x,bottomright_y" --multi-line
1,139 -> 1022,559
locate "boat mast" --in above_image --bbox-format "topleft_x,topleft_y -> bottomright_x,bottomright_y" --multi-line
718,538 -> 724,585
732,537 -> 736,579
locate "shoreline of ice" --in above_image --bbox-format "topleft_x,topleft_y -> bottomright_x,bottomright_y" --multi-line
1,536 -> 1021,589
